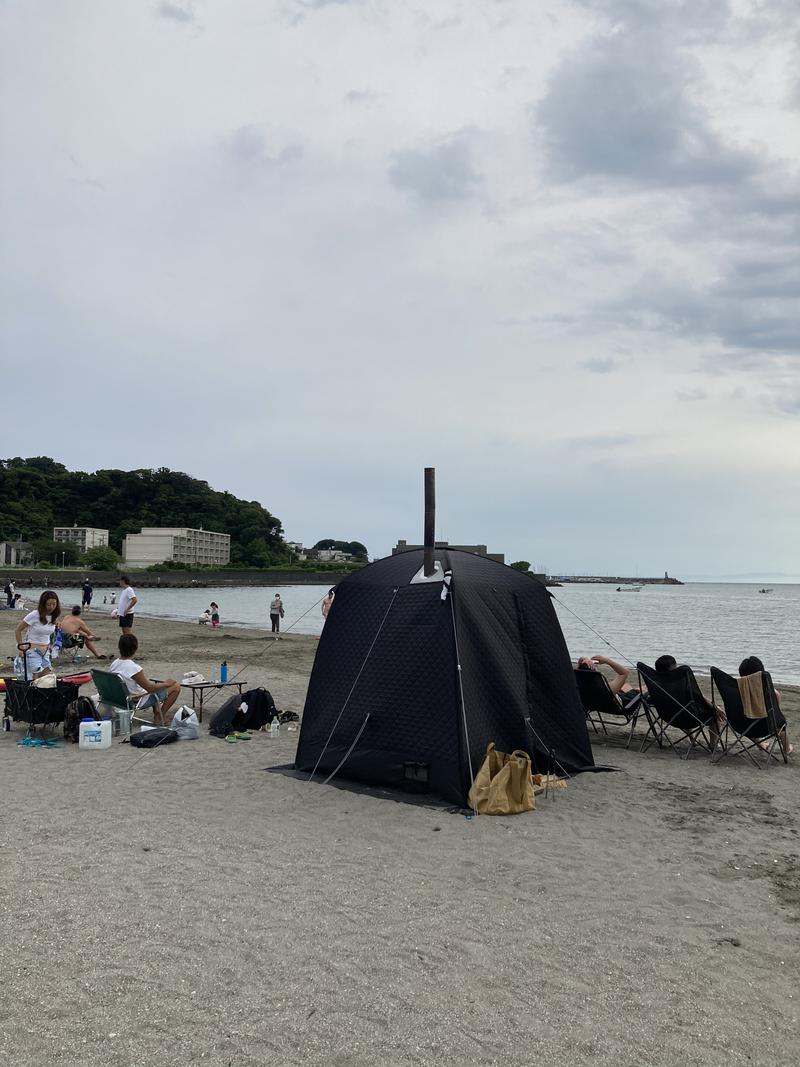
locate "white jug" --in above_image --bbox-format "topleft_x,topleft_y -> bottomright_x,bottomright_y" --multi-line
79,719 -> 112,751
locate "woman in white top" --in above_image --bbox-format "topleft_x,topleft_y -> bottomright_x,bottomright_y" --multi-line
14,590 -> 61,679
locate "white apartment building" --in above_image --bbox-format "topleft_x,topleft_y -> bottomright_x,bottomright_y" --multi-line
53,526 -> 109,553
122,527 -> 231,568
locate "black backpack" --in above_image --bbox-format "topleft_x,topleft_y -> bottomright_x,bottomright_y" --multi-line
129,728 -> 179,748
208,687 -> 278,737
64,696 -> 98,743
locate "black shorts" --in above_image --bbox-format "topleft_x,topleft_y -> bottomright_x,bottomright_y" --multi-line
82,595 -> 92,605
119,613 -> 134,629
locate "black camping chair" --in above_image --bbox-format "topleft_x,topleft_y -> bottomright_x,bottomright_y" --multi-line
709,668 -> 789,767
574,669 -> 643,748
636,662 -> 719,759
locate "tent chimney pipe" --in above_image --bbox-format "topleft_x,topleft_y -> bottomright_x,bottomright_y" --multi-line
423,467 -> 436,577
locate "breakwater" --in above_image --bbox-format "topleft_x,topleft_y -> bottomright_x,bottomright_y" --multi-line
555,575 -> 683,585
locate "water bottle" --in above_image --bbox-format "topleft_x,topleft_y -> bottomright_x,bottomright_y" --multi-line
220,660 -> 228,683
270,718 -> 279,737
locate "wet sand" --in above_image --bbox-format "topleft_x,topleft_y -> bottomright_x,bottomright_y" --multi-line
1,609 -> 798,1066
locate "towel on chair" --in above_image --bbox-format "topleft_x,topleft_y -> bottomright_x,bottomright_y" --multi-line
737,673 -> 767,719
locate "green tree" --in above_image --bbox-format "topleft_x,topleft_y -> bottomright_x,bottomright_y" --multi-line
510,561 -> 531,572
81,546 -> 121,571
313,538 -> 368,559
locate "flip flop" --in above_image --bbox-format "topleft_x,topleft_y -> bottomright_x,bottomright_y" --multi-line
224,734 -> 238,744
234,732 -> 251,741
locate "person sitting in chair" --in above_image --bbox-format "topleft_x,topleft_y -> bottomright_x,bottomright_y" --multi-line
576,653 -> 642,708
739,655 -> 792,754
57,605 -> 106,660
110,633 -> 180,726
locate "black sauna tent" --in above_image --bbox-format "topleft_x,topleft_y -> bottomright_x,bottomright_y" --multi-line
294,549 -> 593,805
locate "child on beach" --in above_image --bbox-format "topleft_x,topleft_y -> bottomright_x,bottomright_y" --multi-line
210,602 -> 220,628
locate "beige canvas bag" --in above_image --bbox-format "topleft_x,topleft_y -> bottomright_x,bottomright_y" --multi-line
467,742 -> 535,815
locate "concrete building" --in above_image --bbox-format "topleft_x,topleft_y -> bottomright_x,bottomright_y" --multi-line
0,540 -> 33,566
53,526 -> 109,553
122,527 -> 231,568
392,539 -> 505,565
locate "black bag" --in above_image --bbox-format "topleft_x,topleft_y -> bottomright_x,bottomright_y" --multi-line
63,696 -> 97,743
278,709 -> 300,724
129,728 -> 179,748
209,687 -> 278,737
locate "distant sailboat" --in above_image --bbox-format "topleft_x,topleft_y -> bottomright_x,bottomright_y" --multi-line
758,587 -> 773,594
616,584 -> 642,592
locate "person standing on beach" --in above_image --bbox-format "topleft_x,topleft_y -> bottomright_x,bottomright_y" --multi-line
209,602 -> 220,628
321,588 -> 335,622
81,578 -> 93,611
117,575 -> 138,635
14,590 -> 60,679
5,579 -> 15,608
269,593 -> 284,636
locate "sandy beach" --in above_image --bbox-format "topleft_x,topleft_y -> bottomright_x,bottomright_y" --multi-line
1,608 -> 799,1067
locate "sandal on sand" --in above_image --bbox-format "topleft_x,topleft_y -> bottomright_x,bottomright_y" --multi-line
234,732 -> 251,740
224,734 -> 238,743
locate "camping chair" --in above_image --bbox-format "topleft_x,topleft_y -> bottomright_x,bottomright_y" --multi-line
709,667 -> 789,767
574,669 -> 643,748
636,662 -> 719,759
91,669 -> 156,728
55,631 -> 86,665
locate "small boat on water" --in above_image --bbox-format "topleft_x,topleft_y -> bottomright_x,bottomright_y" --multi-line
758,587 -> 773,594
616,584 -> 642,592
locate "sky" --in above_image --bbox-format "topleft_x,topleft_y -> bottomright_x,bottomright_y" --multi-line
1,0 -> 799,578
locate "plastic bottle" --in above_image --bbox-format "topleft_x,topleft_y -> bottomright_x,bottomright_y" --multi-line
270,718 -> 279,737
220,660 -> 228,683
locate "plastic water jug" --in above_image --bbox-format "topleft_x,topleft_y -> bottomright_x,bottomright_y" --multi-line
79,719 -> 112,751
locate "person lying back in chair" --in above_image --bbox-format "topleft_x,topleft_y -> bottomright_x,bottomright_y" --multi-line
576,654 -> 643,708
110,633 -> 180,726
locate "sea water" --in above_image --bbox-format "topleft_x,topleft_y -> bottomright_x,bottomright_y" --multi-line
33,581 -> 800,683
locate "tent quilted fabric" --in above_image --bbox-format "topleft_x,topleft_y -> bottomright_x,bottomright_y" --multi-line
294,549 -> 592,804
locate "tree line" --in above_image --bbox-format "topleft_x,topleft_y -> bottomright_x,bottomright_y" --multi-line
0,457 -> 293,569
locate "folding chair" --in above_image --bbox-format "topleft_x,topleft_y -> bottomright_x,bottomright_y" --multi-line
91,668 -> 155,728
709,667 -> 789,767
636,662 -> 719,759
57,632 -> 86,665
574,669 -> 643,748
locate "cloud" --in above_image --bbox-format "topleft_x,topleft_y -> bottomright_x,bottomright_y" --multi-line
566,433 -> 640,450
155,1 -> 196,24
535,26 -> 755,188
608,251 -> 800,359
226,125 -> 303,168
581,356 -> 620,374
344,88 -> 383,106
388,132 -> 481,203
675,388 -> 708,402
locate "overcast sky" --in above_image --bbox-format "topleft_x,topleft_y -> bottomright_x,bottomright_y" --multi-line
1,0 -> 798,577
